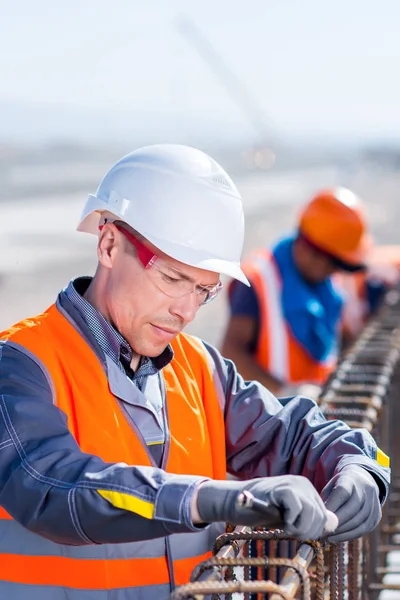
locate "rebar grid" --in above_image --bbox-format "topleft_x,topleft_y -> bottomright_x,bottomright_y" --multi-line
171,286 -> 400,599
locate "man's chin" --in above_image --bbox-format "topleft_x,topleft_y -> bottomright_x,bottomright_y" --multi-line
147,343 -> 170,358
132,339 -> 173,359
129,325 -> 182,358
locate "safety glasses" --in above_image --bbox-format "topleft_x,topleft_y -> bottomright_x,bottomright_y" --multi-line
113,224 -> 223,305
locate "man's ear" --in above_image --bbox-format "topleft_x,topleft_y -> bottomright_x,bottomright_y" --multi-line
97,223 -> 120,268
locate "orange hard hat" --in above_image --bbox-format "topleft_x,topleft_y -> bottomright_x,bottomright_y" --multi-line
298,187 -> 371,268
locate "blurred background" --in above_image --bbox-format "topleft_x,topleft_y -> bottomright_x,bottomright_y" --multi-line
2,0 -> 400,347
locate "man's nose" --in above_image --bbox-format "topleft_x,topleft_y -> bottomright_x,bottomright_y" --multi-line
169,291 -> 200,324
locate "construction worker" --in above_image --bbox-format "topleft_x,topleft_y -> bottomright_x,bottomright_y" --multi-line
0,148 -> 389,600
222,187 -> 372,396
340,244 -> 400,339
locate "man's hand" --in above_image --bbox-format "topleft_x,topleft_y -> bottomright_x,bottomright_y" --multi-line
321,466 -> 382,542
196,475 -> 333,540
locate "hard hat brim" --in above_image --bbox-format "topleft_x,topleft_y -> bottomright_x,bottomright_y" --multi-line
148,234 -> 251,286
78,205 -> 250,286
334,232 -> 373,268
202,259 -> 250,286
299,230 -> 372,271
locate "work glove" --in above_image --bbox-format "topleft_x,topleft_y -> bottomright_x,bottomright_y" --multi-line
197,475 -> 337,541
321,465 -> 382,543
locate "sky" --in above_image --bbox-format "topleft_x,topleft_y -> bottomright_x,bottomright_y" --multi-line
1,0 -> 400,146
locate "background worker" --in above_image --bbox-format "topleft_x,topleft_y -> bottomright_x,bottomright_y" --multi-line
222,187 -> 372,396
340,243 -> 400,339
0,148 -> 389,600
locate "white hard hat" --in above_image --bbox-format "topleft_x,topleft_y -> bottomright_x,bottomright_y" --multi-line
78,144 -> 249,285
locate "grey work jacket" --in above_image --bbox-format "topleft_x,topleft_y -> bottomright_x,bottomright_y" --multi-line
0,288 -> 390,599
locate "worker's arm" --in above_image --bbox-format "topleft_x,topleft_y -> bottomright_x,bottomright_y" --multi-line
0,343 -> 209,545
221,281 -> 283,394
221,315 -> 283,394
203,341 -> 390,500
0,342 -> 340,543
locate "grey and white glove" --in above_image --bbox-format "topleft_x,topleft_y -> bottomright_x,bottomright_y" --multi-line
197,475 -> 333,540
321,466 -> 382,542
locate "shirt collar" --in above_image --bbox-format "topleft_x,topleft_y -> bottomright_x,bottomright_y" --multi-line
63,277 -> 173,373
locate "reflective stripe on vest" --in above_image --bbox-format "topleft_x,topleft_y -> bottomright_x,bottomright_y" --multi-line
0,581 -> 170,600
243,250 -> 335,386
0,304 -> 226,598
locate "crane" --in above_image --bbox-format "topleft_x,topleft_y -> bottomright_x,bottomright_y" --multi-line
176,16 -> 278,169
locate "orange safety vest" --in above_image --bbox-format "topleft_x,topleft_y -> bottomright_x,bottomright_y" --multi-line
242,249 -> 336,386
0,304 -> 226,599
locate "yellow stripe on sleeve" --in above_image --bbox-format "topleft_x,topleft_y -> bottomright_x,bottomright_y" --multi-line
376,448 -> 390,468
97,490 -> 155,519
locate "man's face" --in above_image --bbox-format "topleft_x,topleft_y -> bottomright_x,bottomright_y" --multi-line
97,223 -> 220,358
294,238 -> 338,284
306,247 -> 338,284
